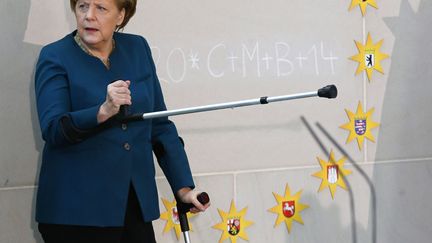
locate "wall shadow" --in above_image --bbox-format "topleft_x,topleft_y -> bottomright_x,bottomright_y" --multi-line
0,0 -> 43,242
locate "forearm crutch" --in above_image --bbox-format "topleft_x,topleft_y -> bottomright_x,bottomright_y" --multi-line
175,192 -> 210,243
120,85 -> 337,122
119,85 -> 336,242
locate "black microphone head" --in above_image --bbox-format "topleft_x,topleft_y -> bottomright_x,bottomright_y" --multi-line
318,85 -> 338,99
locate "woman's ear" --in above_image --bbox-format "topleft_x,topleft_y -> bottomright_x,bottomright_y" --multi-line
117,8 -> 125,26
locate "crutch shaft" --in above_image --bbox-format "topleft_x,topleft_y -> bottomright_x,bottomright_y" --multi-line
121,85 -> 337,122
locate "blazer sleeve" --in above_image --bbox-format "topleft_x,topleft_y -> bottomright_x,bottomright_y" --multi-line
140,37 -> 195,193
35,45 -> 101,146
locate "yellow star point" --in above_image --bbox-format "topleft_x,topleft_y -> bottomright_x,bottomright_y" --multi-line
213,200 -> 254,243
350,33 -> 389,82
160,198 -> 196,240
312,150 -> 352,199
340,101 -> 380,150
268,184 -> 309,233
349,0 -> 378,16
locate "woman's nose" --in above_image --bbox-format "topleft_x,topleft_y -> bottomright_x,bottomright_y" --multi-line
85,6 -> 96,20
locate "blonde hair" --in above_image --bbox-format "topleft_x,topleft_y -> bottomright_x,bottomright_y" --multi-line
70,0 -> 137,30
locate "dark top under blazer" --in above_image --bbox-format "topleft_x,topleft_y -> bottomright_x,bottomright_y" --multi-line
35,31 -> 194,226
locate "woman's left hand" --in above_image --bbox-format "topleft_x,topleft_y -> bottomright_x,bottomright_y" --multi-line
176,187 -> 211,214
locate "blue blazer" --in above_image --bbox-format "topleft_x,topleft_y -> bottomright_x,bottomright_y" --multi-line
35,31 -> 194,226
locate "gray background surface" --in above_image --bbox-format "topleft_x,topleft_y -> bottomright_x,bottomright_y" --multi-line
1,0 -> 431,242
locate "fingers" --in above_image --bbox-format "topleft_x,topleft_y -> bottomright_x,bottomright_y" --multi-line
111,80 -> 130,87
110,80 -> 131,91
190,207 -> 200,214
176,188 -> 210,214
107,80 -> 132,107
178,190 -> 210,213
190,201 -> 211,214
192,196 -> 210,212
98,80 -> 132,120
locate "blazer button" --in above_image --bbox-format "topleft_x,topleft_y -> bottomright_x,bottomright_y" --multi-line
121,123 -> 128,131
124,143 -> 131,151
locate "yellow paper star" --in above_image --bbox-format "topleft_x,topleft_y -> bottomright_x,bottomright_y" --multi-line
312,150 -> 352,199
268,184 -> 309,233
349,0 -> 378,16
213,200 -> 254,243
340,101 -> 380,150
350,33 -> 389,82
160,198 -> 196,240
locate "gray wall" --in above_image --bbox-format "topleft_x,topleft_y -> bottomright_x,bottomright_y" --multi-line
1,0 -> 431,242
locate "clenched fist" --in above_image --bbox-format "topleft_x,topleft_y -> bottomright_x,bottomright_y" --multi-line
97,80 -> 131,123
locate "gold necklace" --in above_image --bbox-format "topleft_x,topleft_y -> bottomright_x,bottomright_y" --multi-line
74,33 -> 115,69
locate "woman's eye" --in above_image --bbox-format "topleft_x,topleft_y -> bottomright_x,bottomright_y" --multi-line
77,3 -> 89,12
96,6 -> 107,12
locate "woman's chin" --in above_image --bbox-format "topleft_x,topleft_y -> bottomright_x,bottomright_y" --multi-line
81,36 -> 102,47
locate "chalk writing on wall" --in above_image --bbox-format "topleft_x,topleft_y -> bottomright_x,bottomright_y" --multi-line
151,41 -> 339,83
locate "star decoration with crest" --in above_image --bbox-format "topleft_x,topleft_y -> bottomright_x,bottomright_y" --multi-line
160,197 -> 196,240
349,0 -> 378,16
340,101 -> 380,150
268,184 -> 309,234
213,200 -> 254,243
350,33 -> 390,82
312,150 -> 353,199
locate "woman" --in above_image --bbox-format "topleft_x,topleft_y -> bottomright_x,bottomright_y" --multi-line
34,0 -> 209,242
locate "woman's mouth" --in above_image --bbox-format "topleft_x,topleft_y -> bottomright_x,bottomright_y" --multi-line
85,27 -> 98,32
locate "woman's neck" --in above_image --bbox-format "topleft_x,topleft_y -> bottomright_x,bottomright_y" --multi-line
74,33 -> 115,68
83,39 -> 113,60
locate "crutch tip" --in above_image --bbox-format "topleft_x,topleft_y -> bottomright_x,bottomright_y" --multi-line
318,85 -> 338,99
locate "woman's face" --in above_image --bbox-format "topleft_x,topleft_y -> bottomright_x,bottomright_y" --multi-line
74,0 -> 125,49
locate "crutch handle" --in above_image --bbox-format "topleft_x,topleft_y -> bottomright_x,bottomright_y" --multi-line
176,192 -> 210,233
197,192 -> 210,205
177,192 -> 210,214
